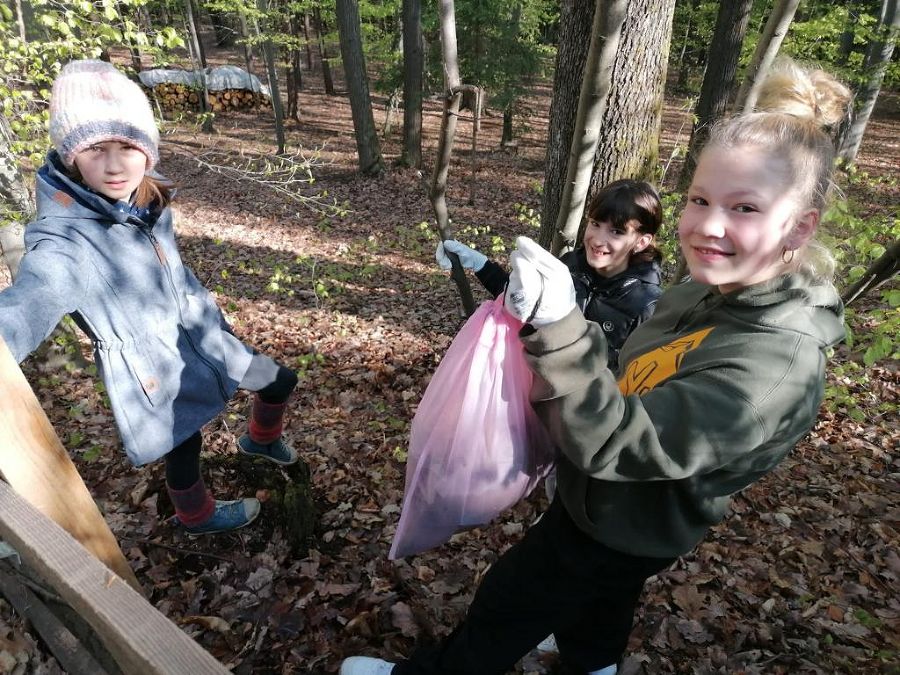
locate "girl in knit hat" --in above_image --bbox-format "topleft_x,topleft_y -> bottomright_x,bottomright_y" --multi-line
0,59 -> 301,535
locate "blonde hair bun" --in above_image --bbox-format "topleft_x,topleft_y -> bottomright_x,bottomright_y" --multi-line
754,57 -> 852,130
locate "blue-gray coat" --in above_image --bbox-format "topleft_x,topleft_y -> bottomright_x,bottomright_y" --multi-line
0,152 -> 254,465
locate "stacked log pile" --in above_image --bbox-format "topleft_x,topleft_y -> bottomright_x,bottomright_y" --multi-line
145,83 -> 270,113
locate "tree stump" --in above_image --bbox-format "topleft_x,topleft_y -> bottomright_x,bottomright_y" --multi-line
209,452 -> 317,556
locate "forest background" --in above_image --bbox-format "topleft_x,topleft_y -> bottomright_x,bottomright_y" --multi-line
0,0 -> 897,673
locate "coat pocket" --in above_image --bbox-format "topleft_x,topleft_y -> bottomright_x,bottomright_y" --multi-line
124,348 -> 169,407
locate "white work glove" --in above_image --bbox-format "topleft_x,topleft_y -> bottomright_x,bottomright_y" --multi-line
435,240 -> 488,272
505,236 -> 576,327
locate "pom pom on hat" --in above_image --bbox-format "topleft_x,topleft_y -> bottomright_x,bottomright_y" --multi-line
49,60 -> 160,170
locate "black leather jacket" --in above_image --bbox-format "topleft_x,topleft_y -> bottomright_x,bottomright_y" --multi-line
476,248 -> 662,372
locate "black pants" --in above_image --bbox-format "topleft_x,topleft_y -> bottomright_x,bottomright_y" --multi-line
394,497 -> 675,675
165,353 -> 298,489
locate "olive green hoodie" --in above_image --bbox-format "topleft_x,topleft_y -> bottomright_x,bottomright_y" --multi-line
521,273 -> 845,558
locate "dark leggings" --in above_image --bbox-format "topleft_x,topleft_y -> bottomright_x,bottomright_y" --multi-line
165,354 -> 298,489
393,497 -> 674,674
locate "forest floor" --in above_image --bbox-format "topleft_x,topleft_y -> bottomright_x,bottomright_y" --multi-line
2,46 -> 899,675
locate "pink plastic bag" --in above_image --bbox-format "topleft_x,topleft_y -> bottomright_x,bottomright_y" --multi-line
389,296 -> 555,559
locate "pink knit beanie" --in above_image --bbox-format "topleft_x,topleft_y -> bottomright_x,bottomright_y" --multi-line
49,60 -> 159,170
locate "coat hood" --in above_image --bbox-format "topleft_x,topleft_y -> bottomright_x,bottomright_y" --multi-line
35,150 -> 168,225
720,273 -> 845,348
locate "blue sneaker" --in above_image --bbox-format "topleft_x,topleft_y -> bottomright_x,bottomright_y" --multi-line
238,434 -> 298,465
178,498 -> 261,535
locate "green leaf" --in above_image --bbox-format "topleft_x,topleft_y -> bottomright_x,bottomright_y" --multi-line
847,265 -> 866,282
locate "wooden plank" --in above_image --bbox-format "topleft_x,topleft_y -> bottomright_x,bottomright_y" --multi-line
0,482 -> 230,674
0,336 -> 141,592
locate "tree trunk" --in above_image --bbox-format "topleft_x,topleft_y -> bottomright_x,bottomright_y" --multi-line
187,0 -> 207,68
382,89 -> 401,137
539,0 -> 595,250
430,0 -> 476,316
838,3 -> 860,65
674,0 -> 700,92
549,0 -> 629,255
677,0 -> 754,191
588,0 -> 676,196
335,0 -> 385,175
501,107 -> 514,144
841,238 -> 900,306
303,13 -> 314,70
14,0 -> 27,42
119,0 -> 144,73
184,0 -> 213,133
734,0 -> 801,112
468,87 -> 482,206
255,0 -> 286,154
287,13 -> 303,121
838,0 -> 899,165
315,9 -> 336,95
239,12 -> 254,76
208,9 -> 234,47
0,116 -> 33,279
401,0 -> 423,168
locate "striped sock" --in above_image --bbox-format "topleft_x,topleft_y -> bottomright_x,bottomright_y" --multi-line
248,395 -> 287,444
167,479 -> 215,527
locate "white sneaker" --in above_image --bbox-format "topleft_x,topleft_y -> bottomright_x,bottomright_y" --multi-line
340,656 -> 396,675
536,633 -> 558,653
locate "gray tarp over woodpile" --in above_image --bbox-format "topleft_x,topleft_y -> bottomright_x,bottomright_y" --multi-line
138,66 -> 271,97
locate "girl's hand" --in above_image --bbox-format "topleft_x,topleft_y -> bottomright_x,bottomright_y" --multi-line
435,240 -> 488,272
505,236 -> 576,326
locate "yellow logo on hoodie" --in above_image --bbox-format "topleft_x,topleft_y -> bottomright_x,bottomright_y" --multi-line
618,327 -> 714,395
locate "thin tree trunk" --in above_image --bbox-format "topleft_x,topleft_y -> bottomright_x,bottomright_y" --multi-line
501,107 -> 514,145
838,3 -> 861,65
734,0 -> 801,112
539,0 -> 595,250
184,0 -> 213,133
675,0 -> 699,92
468,87 -> 482,206
401,0 -> 423,168
287,13 -> 303,121
188,0 -> 207,68
677,0 -> 754,191
315,8 -> 336,95
303,13 -> 314,70
239,12 -> 254,75
14,0 -> 27,42
431,0 -> 476,316
382,88 -> 400,136
838,0 -> 899,164
255,0 -> 286,154
550,0 -> 629,255
335,0 -> 385,175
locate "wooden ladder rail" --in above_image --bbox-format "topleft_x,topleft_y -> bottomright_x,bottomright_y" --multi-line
0,335 -> 140,592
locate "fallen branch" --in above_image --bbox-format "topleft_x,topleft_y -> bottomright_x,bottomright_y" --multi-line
124,537 -> 237,563
167,143 -> 348,217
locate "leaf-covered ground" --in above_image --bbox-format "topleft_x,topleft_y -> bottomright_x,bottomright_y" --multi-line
2,60 -> 898,675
